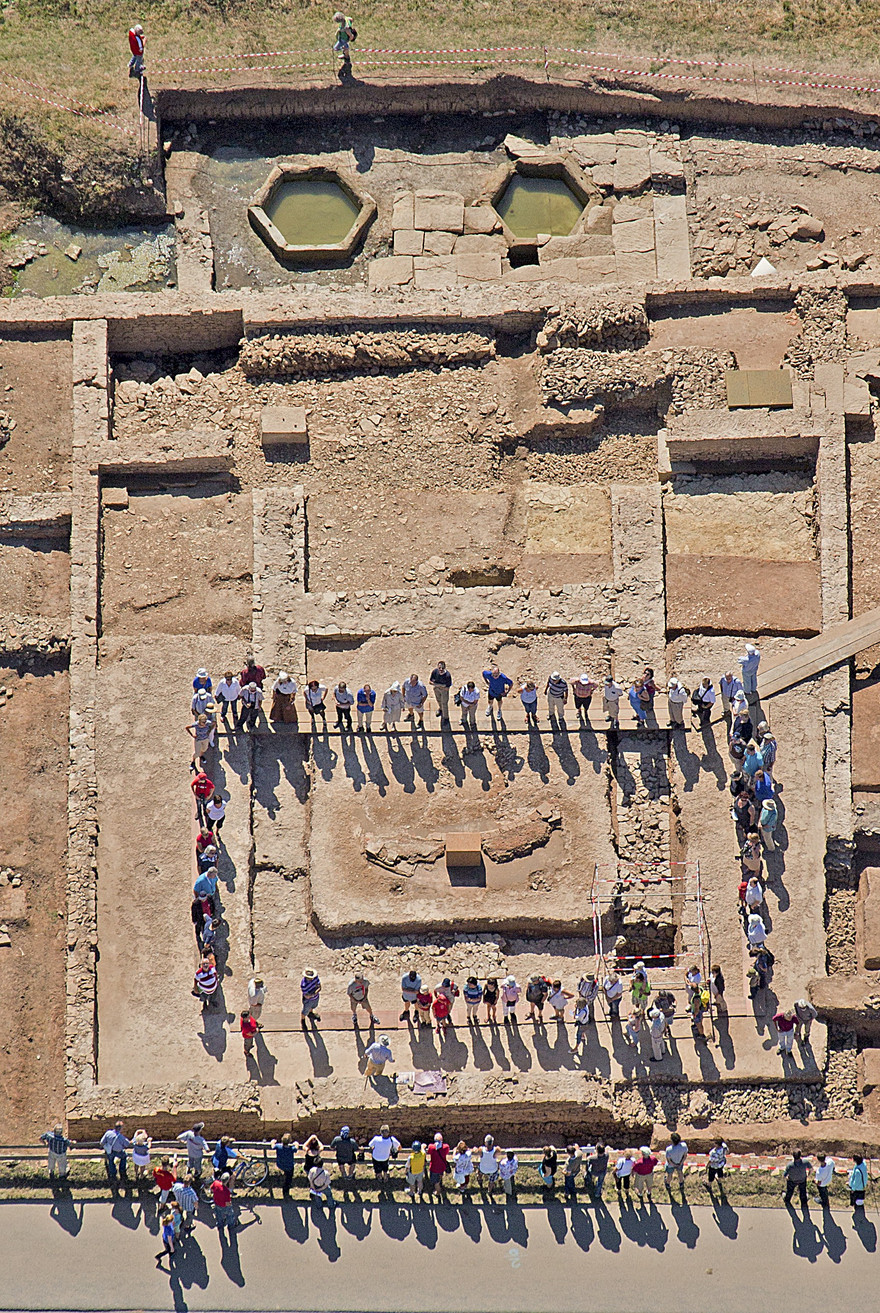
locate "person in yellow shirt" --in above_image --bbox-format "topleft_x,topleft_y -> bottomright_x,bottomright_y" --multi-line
406,1141 -> 426,1200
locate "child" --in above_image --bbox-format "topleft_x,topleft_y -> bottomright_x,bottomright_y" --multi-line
415,984 -> 433,1027
453,1141 -> 474,1192
463,976 -> 483,1023
156,1207 -> 176,1264
574,998 -> 591,1046
483,977 -> 499,1024
432,989 -> 452,1036
624,1008 -> 642,1047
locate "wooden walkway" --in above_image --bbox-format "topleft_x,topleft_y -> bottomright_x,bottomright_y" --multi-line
758,605 -> 880,698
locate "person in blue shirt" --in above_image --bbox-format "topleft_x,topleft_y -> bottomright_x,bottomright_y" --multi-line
272,1134 -> 297,1196
482,665 -> 513,718
192,668 -> 212,694
212,1136 -> 238,1178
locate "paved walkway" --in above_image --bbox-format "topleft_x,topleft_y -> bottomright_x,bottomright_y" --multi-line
4,1197 -> 878,1311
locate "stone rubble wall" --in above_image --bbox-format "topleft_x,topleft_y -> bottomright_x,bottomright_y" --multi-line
239,326 -> 496,378
0,493 -> 71,536
252,486 -> 306,684
0,615 -> 70,657
293,581 -> 622,643
65,320 -> 106,1114
540,346 -> 734,414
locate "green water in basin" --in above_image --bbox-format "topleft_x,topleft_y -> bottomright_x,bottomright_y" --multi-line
495,175 -> 584,239
265,179 -> 360,246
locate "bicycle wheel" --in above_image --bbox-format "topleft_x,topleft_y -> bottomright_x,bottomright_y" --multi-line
239,1157 -> 268,1188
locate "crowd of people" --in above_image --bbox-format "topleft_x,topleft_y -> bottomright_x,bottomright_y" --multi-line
41,1119 -> 872,1237
180,646 -> 767,743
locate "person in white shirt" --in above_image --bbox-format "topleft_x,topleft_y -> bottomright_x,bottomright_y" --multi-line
707,1138 -> 728,1186
664,1133 -> 687,1188
692,677 -> 716,728
177,1123 -> 209,1174
458,681 -> 480,727
814,1153 -> 834,1208
214,671 -> 241,726
614,1151 -> 634,1195
478,1136 -> 500,1195
667,677 -> 688,728
499,1150 -> 518,1196
334,681 -> 355,732
247,977 -> 267,1020
603,972 -> 624,1020
367,1124 -> 400,1185
719,671 -> 743,715
519,680 -> 539,725
602,676 -> 624,728
304,680 -> 327,727
206,793 -> 226,838
381,681 -> 403,729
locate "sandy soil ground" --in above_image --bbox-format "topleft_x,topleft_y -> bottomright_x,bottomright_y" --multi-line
0,537 -> 69,617
100,484 -> 252,639
0,334 -> 72,496
0,661 -> 68,1140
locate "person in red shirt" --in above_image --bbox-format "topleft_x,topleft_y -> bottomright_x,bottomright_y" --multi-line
426,1134 -> 451,1197
240,653 -> 266,689
241,1010 -> 260,1056
432,990 -> 451,1036
191,770 -> 214,827
128,23 -> 145,78
631,1146 -> 658,1201
211,1172 -> 236,1234
152,1155 -> 177,1204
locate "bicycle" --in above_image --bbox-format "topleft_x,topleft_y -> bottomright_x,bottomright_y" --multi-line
202,1152 -> 268,1201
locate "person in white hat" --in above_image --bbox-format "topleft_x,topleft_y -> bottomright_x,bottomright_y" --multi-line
666,677 -> 688,729
270,671 -> 298,723
300,968 -> 321,1024
381,680 -> 403,730
501,975 -> 521,1022
738,643 -> 761,700
602,674 -> 624,729
572,672 -> 598,724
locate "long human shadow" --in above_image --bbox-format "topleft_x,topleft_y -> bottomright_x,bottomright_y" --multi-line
526,724 -> 551,783
708,1187 -> 739,1240
384,733 -> 417,793
249,1028 -> 279,1085
532,1018 -> 578,1071
49,1188 -> 84,1235
713,1010 -> 737,1071
787,1204 -> 824,1261
409,731 -> 441,792
853,1211 -> 877,1252
438,723 -> 466,788
549,722 -> 581,785
310,726 -> 338,781
357,730 -> 391,795
196,988 -> 229,1061
577,721 -> 607,775
669,1198 -> 700,1248
488,717 -> 525,782
338,731 -> 368,791
468,1019 -> 496,1071
302,1019 -> 334,1077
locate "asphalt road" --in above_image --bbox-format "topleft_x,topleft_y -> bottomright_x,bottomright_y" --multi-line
4,1194 -> 878,1312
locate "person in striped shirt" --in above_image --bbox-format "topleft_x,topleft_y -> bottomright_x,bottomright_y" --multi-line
544,671 -> 568,724
301,968 -> 322,1024
41,1125 -> 75,1179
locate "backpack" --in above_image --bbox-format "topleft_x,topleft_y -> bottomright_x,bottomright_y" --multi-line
346,22 -> 358,40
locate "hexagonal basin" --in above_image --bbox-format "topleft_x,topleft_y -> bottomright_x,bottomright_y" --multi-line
265,179 -> 360,247
495,175 -> 584,239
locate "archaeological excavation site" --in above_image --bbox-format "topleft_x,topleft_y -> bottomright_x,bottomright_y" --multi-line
6,69 -> 880,1159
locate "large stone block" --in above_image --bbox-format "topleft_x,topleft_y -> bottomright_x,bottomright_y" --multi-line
414,190 -> 465,233
612,216 -> 656,254
463,206 -> 499,234
453,233 -> 506,256
368,255 -> 413,289
391,192 -> 414,231
261,406 -> 308,445
446,832 -> 482,867
859,867 -> 880,970
423,230 -> 457,256
454,253 -> 503,281
393,229 -> 423,257
614,148 -> 652,193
